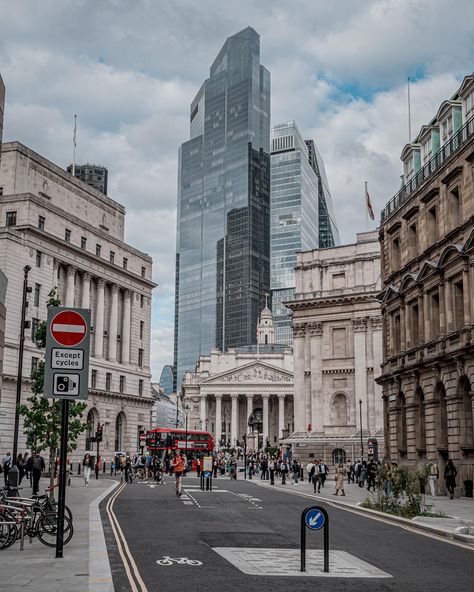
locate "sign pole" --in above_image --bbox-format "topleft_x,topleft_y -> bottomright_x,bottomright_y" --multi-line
56,399 -> 70,558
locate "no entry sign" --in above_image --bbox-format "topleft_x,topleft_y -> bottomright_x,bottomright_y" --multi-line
50,310 -> 87,346
44,307 -> 90,400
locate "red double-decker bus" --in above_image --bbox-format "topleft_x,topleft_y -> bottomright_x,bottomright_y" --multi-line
146,428 -> 214,458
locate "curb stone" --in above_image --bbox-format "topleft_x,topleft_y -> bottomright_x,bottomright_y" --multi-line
89,480 -> 120,592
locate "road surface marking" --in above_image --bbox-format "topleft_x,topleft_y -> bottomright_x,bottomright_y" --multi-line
106,482 -> 149,592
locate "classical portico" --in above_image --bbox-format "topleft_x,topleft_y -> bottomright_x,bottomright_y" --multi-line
183,359 -> 294,450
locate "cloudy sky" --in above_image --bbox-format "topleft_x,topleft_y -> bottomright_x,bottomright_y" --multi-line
1,0 -> 473,379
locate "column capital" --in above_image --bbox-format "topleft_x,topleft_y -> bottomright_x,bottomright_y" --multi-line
246,394 -> 253,400
67,265 -> 76,277
83,272 -> 92,282
261,393 -> 270,400
53,259 -> 61,271
230,393 -> 238,399
308,321 -> 323,336
111,283 -> 119,294
352,317 -> 367,332
97,278 -> 105,288
294,323 -> 306,337
215,393 -> 223,400
124,288 -> 132,299
278,393 -> 286,400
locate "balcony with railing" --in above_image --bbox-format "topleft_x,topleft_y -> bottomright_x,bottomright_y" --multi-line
381,115 -> 474,224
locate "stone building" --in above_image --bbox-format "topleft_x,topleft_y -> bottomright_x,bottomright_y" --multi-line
0,142 -> 156,459
0,74 -> 4,158
285,231 -> 383,465
378,74 -> 474,497
182,306 -> 294,450
0,271 -> 7,429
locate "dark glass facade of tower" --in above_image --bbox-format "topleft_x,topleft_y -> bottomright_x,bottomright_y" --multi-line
174,27 -> 270,388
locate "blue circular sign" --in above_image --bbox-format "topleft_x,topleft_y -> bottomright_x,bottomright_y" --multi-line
305,508 -> 325,530
204,471 -> 211,478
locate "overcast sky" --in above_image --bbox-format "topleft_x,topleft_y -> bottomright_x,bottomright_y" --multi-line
1,0 -> 474,380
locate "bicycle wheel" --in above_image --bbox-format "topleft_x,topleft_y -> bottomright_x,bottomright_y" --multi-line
46,500 -> 73,523
36,513 -> 74,548
0,516 -> 16,550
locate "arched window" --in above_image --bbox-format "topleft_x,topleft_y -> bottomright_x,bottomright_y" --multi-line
415,388 -> 426,454
332,393 -> 348,426
435,383 -> 448,450
332,448 -> 346,465
85,409 -> 98,451
115,412 -> 126,452
397,392 -> 407,456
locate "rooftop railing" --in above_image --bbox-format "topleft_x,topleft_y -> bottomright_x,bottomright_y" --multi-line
381,115 -> 474,224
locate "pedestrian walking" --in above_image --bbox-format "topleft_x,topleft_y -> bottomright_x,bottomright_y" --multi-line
83,453 -> 93,486
318,459 -> 328,487
23,452 -> 30,485
281,459 -> 289,485
333,463 -> 346,496
292,459 -> 300,485
384,462 -> 393,497
269,457 -> 275,484
28,451 -> 45,495
358,461 -> 367,487
444,459 -> 457,500
170,451 -> 185,497
2,452 -> 12,487
427,458 -> 439,500
366,461 -> 376,492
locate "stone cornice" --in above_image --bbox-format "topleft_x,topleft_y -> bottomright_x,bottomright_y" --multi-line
287,293 -> 380,310
89,389 -> 154,408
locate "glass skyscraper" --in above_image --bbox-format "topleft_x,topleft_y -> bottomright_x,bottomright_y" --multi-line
174,27 -> 271,389
270,122 -> 339,346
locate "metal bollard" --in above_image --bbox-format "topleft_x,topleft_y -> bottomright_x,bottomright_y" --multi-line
77,462 -> 81,475
103,461 -> 106,473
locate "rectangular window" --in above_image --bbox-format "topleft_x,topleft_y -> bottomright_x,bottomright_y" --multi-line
31,356 -> 39,375
332,273 -> 346,289
453,279 -> 464,330
96,244 -> 101,257
31,317 -> 39,342
442,115 -> 453,143
65,228 -> 71,243
431,292 -> 440,338
411,302 -> 419,346
122,257 -> 128,270
138,348 -> 143,367
408,222 -> 418,259
91,369 -> 97,389
405,155 -> 414,180
141,266 -> 146,278
332,327 -> 347,358
0,186 -> 3,196
139,321 -> 144,340
392,312 -> 401,354
110,251 -> 115,263
119,375 -> 125,394
38,216 -> 45,230
34,283 -> 41,307
81,236 -> 87,250
449,186 -> 461,229
6,211 -> 17,226
36,250 -> 42,267
422,136 -> 432,164
138,379 -> 143,396
140,294 -> 144,308
392,237 -> 401,271
428,205 -> 438,242
105,372 -> 112,391
465,91 -> 474,120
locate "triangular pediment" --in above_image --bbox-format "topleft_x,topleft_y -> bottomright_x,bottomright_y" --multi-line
199,361 -> 293,385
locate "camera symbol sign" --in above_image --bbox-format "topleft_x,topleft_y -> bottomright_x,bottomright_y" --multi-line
53,373 -> 80,396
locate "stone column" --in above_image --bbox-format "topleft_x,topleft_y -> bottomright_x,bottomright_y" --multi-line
231,394 -> 238,447
418,293 -> 424,345
445,279 -> 453,332
371,317 -> 384,432
65,266 -> 75,307
108,285 -> 119,362
121,290 -> 131,364
215,395 -> 222,448
94,279 -> 105,358
293,323 -> 306,433
423,290 -> 431,341
246,394 -> 253,429
81,273 -> 91,309
470,265 -> 474,323
439,281 -> 446,334
278,395 -> 285,439
353,318 -> 367,432
262,394 -> 269,448
463,267 -> 470,325
309,322 -> 323,431
200,395 -> 207,424
53,259 -> 61,290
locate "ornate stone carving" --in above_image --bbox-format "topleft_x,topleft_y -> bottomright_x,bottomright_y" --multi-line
370,316 -> 383,330
219,365 -> 292,384
352,317 -> 367,332
293,323 -> 306,337
456,357 -> 465,378
308,321 -> 323,336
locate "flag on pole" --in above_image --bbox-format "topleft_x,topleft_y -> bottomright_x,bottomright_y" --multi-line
365,183 -> 375,221
73,114 -> 77,147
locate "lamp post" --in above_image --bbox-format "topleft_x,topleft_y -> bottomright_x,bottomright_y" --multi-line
247,413 -> 255,479
9,265 -> 31,493
359,399 -> 364,460
184,403 -> 190,460
243,433 -> 247,479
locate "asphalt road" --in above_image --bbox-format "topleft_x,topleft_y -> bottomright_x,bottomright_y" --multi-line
101,475 -> 474,592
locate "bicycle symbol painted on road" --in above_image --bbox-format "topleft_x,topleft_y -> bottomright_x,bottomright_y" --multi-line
156,556 -> 203,566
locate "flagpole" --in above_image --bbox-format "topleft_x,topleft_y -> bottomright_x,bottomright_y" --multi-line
365,181 -> 369,231
72,114 -> 77,176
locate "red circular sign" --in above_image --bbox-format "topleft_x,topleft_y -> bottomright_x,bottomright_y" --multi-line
50,310 -> 87,346
139,433 -> 146,442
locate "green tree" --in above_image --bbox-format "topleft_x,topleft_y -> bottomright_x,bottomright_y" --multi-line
18,289 -> 89,492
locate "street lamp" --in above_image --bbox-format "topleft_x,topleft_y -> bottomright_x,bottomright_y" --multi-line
247,413 -> 256,479
9,265 -> 31,493
359,399 -> 364,460
184,403 -> 190,460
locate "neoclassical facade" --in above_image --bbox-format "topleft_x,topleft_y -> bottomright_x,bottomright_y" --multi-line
182,307 -> 294,449
285,231 -> 383,464
378,75 -> 474,496
0,142 -> 156,459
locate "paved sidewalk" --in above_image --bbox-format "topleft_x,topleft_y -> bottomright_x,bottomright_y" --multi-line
248,475 -> 474,540
0,475 -> 117,592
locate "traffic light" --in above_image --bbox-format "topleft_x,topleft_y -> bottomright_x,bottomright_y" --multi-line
95,423 -> 103,443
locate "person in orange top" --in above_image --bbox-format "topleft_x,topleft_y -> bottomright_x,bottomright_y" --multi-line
170,451 -> 186,497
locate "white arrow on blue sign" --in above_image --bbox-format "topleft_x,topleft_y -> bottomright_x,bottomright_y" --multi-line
305,508 -> 325,530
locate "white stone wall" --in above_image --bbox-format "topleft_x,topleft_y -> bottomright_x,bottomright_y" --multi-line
0,142 -> 156,460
